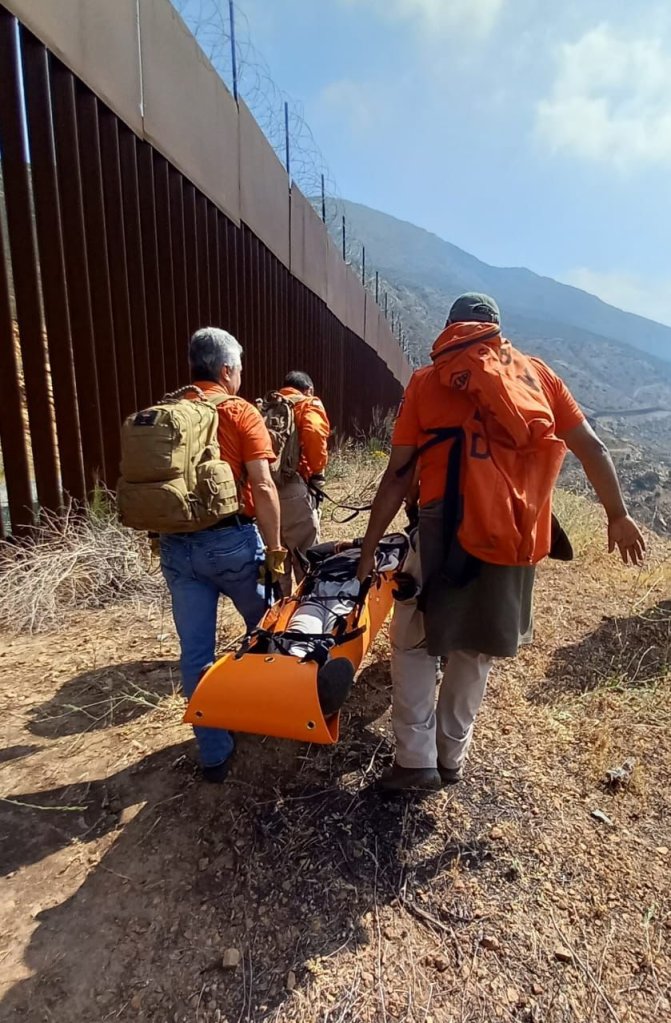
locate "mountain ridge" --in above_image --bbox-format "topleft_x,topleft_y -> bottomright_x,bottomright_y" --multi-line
325,199 -> 671,520
332,198 -> 671,366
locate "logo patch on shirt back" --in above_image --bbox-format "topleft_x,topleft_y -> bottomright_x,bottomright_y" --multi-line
450,369 -> 471,391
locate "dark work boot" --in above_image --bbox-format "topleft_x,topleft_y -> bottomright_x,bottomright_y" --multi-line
201,736 -> 236,784
202,759 -> 233,784
379,763 -> 442,792
438,762 -> 463,786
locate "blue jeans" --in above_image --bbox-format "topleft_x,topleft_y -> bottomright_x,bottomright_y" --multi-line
160,523 -> 266,767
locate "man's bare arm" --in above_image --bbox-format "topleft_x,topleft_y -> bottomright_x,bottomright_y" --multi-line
560,421 -> 646,565
357,445 -> 416,581
246,458 -> 282,550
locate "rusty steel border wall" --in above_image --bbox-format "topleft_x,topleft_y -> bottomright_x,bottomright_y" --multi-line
0,0 -> 410,536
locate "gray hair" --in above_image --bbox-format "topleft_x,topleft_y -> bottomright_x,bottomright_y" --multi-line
189,327 -> 243,381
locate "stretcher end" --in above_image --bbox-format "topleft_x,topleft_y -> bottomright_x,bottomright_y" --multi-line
184,652 -> 340,744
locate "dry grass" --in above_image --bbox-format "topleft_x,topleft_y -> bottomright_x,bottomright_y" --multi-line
0,497 -> 162,635
330,406 -> 396,460
0,453 -> 387,640
553,488 -> 605,560
323,443 -> 389,537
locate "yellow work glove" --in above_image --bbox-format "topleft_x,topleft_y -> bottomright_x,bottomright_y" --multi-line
258,547 -> 288,586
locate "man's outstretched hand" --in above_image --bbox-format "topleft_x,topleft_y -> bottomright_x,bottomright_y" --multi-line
356,550 -> 375,583
354,444 -> 417,583
608,515 -> 646,565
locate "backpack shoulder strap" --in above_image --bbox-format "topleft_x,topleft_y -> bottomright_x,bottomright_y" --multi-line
206,393 -> 238,408
161,386 -> 237,408
262,391 -> 306,411
162,384 -> 207,402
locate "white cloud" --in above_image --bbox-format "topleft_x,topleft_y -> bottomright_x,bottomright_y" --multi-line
343,0 -> 505,38
561,267 -> 671,327
315,78 -> 387,136
537,24 -> 671,167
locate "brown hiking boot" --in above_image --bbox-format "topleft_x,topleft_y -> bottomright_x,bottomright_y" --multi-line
379,764 -> 442,792
438,762 -> 463,786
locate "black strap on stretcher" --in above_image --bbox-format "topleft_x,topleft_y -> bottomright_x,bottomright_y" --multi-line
306,481 -> 373,522
235,625 -> 367,666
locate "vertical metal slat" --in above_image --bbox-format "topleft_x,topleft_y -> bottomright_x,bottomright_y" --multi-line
76,85 -> 121,487
21,26 -> 85,502
196,193 -> 211,325
137,141 -> 166,399
169,165 -> 189,380
98,105 -> 136,420
208,203 -> 221,326
183,182 -> 199,333
119,125 -> 152,407
0,12 -> 61,514
154,154 -> 179,390
0,190 -> 34,533
49,54 -> 105,491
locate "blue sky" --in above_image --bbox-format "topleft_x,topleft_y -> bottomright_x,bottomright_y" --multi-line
180,0 -> 671,327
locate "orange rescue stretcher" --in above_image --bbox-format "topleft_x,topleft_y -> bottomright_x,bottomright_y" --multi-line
183,533 -> 409,744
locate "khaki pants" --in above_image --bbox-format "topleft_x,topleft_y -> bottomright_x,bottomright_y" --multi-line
389,532 -> 493,770
278,475 -> 320,596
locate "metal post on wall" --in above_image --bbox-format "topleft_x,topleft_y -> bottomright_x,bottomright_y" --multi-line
375,270 -> 379,303
384,292 -> 388,317
321,173 -> 326,223
361,246 -> 366,286
229,0 -> 238,102
284,101 -> 290,176
342,215 -> 346,261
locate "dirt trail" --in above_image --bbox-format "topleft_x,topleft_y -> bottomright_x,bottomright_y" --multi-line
1,497 -> 670,1022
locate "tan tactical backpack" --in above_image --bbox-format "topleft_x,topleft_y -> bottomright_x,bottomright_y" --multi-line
261,391 -> 305,485
117,386 -> 240,533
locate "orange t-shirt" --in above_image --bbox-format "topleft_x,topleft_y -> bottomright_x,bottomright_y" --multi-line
192,381 -> 274,516
392,357 -> 585,507
279,387 -> 331,479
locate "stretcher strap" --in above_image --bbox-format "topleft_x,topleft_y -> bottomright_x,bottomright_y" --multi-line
306,482 -> 373,521
236,626 -> 366,665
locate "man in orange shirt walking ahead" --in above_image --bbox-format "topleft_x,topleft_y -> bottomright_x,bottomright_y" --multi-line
159,328 -> 286,781
264,371 -> 331,595
357,293 -> 645,792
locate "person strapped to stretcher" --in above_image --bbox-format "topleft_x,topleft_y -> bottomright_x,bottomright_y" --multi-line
184,534 -> 408,744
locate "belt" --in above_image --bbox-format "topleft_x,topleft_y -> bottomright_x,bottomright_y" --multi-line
205,513 -> 254,531
166,513 -> 254,537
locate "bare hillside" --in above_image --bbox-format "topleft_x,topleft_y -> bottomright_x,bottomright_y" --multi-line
330,199 -> 671,465
328,200 -> 671,535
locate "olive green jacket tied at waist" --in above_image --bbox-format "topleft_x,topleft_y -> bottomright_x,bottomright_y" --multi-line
418,502 -> 535,659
